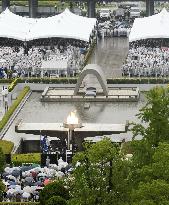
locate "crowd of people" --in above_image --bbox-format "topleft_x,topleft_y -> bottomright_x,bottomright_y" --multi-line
0,38 -> 89,79
1,158 -> 71,202
121,39 -> 169,77
98,20 -> 131,38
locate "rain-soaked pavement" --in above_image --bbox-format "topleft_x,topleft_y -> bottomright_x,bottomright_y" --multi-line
2,37 -> 144,147
88,37 -> 129,78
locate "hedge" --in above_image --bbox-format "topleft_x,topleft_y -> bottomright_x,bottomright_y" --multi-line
0,140 -> 14,154
8,78 -> 19,92
19,77 -> 169,84
17,77 -> 78,84
0,79 -> 13,84
0,203 -> 40,205
0,86 -> 30,132
5,77 -> 169,86
106,77 -> 169,84
39,181 -> 69,205
12,153 -> 41,166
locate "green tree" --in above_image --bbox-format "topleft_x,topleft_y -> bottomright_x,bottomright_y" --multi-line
0,179 -> 5,202
132,86 -> 169,147
131,86 -> 169,168
138,143 -> 169,183
39,181 -> 69,205
131,180 -> 169,205
68,139 -> 131,205
130,143 -> 169,204
0,147 -> 5,173
126,87 -> 169,190
46,196 -> 67,205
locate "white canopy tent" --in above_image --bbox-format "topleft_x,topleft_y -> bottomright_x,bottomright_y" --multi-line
0,8 -> 97,42
129,8 -> 169,42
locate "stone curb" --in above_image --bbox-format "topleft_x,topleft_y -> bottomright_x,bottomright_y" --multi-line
0,90 -> 32,140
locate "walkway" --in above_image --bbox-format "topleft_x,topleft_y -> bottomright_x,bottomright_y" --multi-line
88,37 -> 129,78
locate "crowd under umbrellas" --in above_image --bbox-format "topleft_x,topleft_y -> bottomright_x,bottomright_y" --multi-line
121,39 -> 169,77
1,158 -> 71,202
0,37 -> 89,79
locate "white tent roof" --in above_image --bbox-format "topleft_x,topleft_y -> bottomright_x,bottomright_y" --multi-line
0,8 -> 97,42
129,8 -> 169,42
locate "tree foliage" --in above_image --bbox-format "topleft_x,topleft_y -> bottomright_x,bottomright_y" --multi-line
46,196 -> 67,205
132,86 -> 169,147
0,147 -> 5,173
130,86 -> 169,170
69,139 -> 131,205
131,180 -> 169,205
39,181 -> 69,205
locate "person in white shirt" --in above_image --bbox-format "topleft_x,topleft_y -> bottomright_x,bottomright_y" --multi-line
1,86 -> 5,102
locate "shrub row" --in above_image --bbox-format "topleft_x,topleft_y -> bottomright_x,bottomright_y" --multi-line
0,79 -> 13,84
20,77 -> 169,84
8,78 -> 19,92
0,140 -> 14,154
4,77 -> 169,87
107,77 -> 169,84
12,153 -> 41,166
0,203 -> 40,205
17,77 -> 78,84
0,86 -> 30,132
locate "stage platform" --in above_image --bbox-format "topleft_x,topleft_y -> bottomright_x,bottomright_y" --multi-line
15,122 -> 128,135
41,86 -> 140,102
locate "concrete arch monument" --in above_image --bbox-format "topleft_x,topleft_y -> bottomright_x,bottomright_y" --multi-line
74,64 -> 109,96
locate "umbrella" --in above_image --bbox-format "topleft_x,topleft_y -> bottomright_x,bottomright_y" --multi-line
22,192 -> 31,199
24,177 -> 34,186
2,172 -> 10,178
44,179 -> 52,186
33,167 -> 43,173
15,186 -> 23,194
8,181 -> 17,185
0,59 -> 6,63
21,166 -> 33,172
8,185 -> 17,189
6,175 -> 16,181
56,171 -> 64,178
34,181 -> 43,186
25,177 -> 34,183
11,170 -> 20,177
31,164 -> 40,168
4,167 -> 11,173
68,168 -> 74,173
65,164 -> 73,171
35,186 -> 44,190
12,167 -> 20,171
7,188 -> 16,196
3,181 -> 10,186
23,186 -> 33,194
38,173 -> 47,177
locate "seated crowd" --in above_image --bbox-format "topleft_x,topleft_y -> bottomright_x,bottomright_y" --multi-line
121,39 -> 169,77
0,38 -> 89,79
